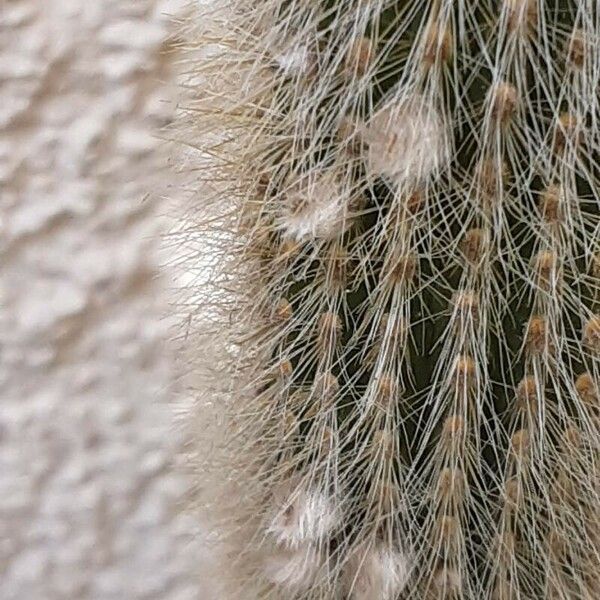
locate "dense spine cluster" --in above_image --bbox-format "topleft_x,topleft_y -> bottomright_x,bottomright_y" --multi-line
178,1 -> 600,598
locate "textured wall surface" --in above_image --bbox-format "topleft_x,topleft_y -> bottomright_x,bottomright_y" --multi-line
0,1 -> 204,598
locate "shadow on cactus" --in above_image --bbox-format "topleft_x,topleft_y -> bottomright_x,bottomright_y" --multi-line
175,0 -> 600,598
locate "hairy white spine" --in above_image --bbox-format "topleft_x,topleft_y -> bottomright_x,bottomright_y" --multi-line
177,1 -> 600,598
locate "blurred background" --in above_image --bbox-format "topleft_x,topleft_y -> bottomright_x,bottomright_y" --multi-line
0,1 -> 206,598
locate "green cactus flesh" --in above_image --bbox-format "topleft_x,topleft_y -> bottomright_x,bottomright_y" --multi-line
187,1 -> 600,598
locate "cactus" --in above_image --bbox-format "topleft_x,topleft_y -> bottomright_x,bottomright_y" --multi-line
179,1 -> 600,598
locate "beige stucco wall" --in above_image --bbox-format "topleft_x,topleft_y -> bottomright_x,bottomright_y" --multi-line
0,1 -> 205,598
